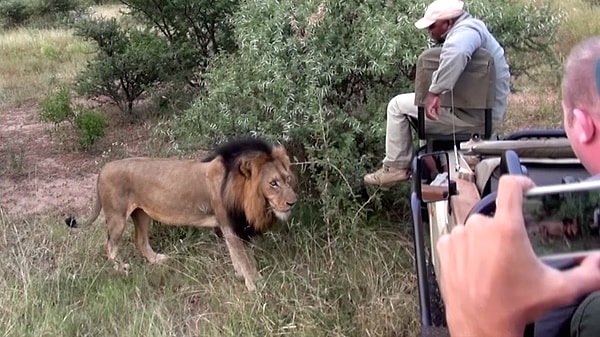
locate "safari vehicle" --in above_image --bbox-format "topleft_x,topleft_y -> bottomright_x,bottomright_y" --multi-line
408,47 -> 591,337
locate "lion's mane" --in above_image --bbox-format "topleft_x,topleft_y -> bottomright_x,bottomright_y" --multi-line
202,137 -> 292,241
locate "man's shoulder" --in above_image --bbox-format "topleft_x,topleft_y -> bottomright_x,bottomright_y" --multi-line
454,15 -> 486,32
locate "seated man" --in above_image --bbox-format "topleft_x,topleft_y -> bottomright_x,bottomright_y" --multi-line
436,36 -> 600,337
363,0 -> 510,187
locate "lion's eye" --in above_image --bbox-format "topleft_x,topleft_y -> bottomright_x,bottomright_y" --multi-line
270,181 -> 279,187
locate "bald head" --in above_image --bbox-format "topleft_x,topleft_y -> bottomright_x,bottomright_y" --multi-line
562,36 -> 600,126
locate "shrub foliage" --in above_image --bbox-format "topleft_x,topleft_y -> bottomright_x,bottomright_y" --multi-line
0,1 -> 30,28
170,0 -> 562,229
74,108 -> 107,148
119,0 -> 239,85
73,17 -> 177,113
72,0 -> 240,113
0,0 -> 86,29
38,85 -> 75,124
38,85 -> 107,149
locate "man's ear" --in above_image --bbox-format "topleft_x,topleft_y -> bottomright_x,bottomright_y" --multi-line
573,108 -> 596,144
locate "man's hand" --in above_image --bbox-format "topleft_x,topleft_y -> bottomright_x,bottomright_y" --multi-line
425,92 -> 441,120
437,175 -> 600,337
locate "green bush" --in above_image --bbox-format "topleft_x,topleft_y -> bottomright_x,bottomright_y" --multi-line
0,0 -> 31,28
38,86 -> 106,148
0,0 -> 87,29
75,107 -> 107,148
170,0 -> 562,231
120,0 -> 239,84
73,17 -> 177,113
38,85 -> 74,125
468,0 -> 563,82
86,0 -> 120,4
32,0 -> 81,15
65,0 -> 240,118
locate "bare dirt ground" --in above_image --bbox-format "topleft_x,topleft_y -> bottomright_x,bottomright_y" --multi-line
0,100 -> 151,220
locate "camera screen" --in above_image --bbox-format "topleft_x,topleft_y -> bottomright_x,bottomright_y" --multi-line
524,187 -> 600,257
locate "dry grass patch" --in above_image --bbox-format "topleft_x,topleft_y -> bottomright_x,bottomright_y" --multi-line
552,0 -> 600,58
89,4 -> 128,19
498,85 -> 564,135
0,27 -> 93,109
0,210 -> 419,337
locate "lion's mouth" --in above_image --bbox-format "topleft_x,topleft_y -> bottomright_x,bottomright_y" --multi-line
274,209 -> 291,221
269,203 -> 293,221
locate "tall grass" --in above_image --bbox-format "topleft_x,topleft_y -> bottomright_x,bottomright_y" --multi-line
0,210 -> 419,337
0,4 -> 128,110
0,27 -> 92,109
496,0 -> 600,135
554,0 -> 600,58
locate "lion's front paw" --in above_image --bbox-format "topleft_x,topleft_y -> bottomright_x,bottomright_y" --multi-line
245,279 -> 257,292
244,272 -> 264,292
113,262 -> 131,274
149,254 -> 169,264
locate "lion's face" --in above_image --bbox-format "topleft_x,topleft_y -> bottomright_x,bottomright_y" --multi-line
259,161 -> 297,221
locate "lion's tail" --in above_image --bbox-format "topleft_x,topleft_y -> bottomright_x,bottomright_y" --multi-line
64,184 -> 102,229
84,187 -> 102,226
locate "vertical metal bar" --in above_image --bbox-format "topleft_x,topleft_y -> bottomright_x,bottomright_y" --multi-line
411,157 -> 432,328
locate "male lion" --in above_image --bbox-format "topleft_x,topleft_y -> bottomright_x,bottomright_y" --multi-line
67,137 -> 297,291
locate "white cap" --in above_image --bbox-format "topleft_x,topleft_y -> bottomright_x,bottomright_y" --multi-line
414,0 -> 465,29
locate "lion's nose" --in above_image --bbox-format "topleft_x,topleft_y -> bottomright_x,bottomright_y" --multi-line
287,200 -> 296,208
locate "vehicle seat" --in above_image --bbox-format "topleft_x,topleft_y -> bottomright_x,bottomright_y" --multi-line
460,129 -> 590,194
411,47 -> 496,153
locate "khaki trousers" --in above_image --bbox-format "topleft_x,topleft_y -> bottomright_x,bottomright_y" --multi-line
383,93 -> 485,169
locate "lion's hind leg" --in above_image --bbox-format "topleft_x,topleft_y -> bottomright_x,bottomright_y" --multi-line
131,209 -> 168,264
104,211 -> 130,272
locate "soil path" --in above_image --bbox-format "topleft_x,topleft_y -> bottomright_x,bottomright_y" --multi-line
0,102 -> 148,220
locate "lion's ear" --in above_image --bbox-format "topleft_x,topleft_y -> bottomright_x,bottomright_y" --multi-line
272,146 -> 291,168
238,157 -> 254,178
